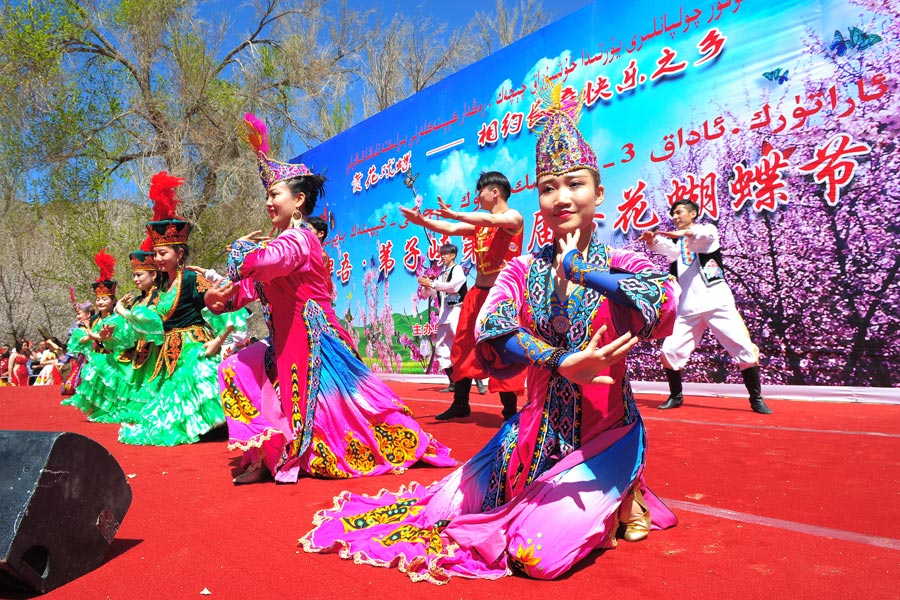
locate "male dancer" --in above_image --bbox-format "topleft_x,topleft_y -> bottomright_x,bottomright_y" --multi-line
639,200 -> 772,414
418,243 -> 466,393
400,171 -> 525,420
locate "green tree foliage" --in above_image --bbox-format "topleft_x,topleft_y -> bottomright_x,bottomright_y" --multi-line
0,0 -> 552,342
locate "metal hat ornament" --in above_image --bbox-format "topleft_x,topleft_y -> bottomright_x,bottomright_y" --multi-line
531,83 -> 598,179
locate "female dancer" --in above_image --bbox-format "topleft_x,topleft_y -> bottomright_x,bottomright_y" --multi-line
204,114 -> 454,484
301,86 -> 680,582
107,239 -> 164,420
33,340 -> 63,385
118,172 -> 228,446
62,251 -> 135,420
61,302 -> 97,396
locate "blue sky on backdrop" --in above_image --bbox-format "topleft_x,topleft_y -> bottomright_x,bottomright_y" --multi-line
288,0 -> 881,321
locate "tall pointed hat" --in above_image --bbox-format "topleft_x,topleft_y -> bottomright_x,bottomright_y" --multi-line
531,83 -> 598,179
146,171 -> 191,247
92,249 -> 117,297
242,113 -> 312,191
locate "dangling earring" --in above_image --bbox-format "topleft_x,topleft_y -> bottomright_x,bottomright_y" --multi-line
290,209 -> 304,229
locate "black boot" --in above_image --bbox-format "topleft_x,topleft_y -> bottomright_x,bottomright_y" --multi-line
436,378 -> 472,420
658,368 -> 684,409
741,366 -> 772,414
499,392 -> 518,420
439,367 -> 455,393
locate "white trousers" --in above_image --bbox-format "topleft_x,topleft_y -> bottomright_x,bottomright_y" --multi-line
661,305 -> 759,371
434,308 -> 460,371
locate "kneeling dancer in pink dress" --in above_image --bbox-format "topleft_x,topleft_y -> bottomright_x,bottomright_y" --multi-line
300,86 -> 681,582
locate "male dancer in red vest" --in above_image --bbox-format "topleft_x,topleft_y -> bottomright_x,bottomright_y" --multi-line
400,171 -> 526,420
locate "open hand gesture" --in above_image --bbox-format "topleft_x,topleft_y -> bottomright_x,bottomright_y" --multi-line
399,205 -> 425,226
204,280 -> 238,313
558,230 -> 582,261
435,196 -> 458,220
556,325 -> 638,386
637,230 -> 657,244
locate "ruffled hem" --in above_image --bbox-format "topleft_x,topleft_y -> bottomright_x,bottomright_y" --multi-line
227,427 -> 283,452
300,483 -> 491,585
117,343 -> 225,446
63,355 -> 132,421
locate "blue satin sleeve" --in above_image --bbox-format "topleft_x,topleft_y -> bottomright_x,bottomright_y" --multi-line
561,249 -> 636,308
487,331 -> 574,371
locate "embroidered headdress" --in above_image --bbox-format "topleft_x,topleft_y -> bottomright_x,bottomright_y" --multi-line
146,171 -> 191,247
129,234 -> 157,271
531,83 -> 598,179
91,249 -> 117,297
242,113 -> 312,191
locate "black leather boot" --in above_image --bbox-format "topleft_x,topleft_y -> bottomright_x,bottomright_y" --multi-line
439,367 -> 455,393
658,368 -> 684,409
499,392 -> 518,420
741,366 -> 772,414
436,378 -> 472,420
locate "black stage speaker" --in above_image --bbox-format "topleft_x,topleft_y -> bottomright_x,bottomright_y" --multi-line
0,431 -> 132,595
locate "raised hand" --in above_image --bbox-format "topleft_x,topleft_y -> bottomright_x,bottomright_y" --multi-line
558,229 -> 582,260
399,205 -> 425,225
637,230 -> 657,244
204,280 -> 238,313
436,196 -> 457,220
556,325 -> 638,386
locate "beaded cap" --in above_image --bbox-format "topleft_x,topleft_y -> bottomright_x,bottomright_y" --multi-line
532,84 -> 598,179
243,113 -> 312,191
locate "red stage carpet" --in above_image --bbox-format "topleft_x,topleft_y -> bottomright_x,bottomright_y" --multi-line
0,383 -> 897,599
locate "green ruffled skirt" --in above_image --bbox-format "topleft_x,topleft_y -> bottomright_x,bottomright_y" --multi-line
118,331 -> 225,446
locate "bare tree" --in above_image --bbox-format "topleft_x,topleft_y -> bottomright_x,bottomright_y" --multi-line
472,0 -> 551,57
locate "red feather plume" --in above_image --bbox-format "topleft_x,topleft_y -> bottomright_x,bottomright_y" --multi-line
243,113 -> 270,156
139,233 -> 154,252
149,171 -> 185,220
94,249 -> 116,282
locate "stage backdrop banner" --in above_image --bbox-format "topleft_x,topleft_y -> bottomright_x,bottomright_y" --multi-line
295,0 -> 899,388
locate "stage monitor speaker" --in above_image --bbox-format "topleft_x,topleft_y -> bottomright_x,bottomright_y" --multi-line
0,431 -> 132,595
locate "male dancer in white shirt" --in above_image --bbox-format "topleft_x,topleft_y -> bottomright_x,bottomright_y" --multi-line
418,244 -> 467,392
639,200 -> 773,414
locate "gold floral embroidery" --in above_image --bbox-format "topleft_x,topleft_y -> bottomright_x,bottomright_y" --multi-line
344,432 -> 377,474
509,538 -> 543,571
195,273 -> 212,293
373,423 -> 419,466
340,499 -> 424,532
220,366 -> 260,423
378,524 -> 445,555
308,438 -> 351,479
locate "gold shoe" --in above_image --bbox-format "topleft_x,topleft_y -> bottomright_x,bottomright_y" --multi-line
619,488 -> 651,542
232,462 -> 266,485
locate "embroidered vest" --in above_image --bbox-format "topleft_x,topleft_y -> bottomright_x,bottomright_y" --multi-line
669,247 -> 726,287
473,225 -> 523,275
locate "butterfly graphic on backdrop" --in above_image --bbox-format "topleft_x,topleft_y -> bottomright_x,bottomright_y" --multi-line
762,68 -> 789,85
829,27 -> 882,56
762,140 -> 796,161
